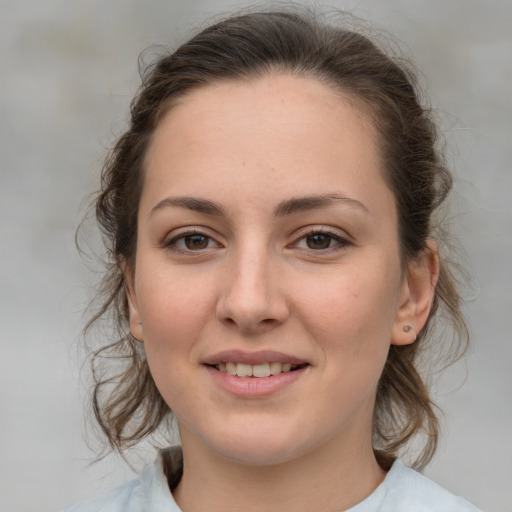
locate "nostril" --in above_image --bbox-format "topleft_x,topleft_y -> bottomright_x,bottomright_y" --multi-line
216,291 -> 290,331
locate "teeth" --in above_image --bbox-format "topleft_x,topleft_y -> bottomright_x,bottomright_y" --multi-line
236,363 -> 252,377
216,362 -> 301,377
269,362 -> 282,375
252,363 -> 270,378
226,362 -> 237,376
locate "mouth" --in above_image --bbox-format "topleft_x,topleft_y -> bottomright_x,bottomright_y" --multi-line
210,362 -> 309,378
203,351 -> 309,396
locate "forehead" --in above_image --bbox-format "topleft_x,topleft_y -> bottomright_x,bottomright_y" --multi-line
142,74 -> 395,222
150,74 -> 375,158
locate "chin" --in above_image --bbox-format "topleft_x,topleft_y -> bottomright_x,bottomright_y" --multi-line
199,420 -> 318,467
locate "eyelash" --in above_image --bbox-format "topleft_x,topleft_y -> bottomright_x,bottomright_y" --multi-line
163,229 -> 221,254
163,227 -> 351,255
291,228 -> 351,253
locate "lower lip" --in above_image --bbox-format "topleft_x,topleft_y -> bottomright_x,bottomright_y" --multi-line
205,365 -> 308,397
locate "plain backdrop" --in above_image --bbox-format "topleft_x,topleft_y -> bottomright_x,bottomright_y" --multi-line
1,1 -> 511,511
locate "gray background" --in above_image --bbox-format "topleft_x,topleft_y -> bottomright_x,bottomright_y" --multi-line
1,1 -> 511,511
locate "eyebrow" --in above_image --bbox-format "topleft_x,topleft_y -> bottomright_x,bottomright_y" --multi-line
274,194 -> 369,216
150,196 -> 225,216
150,193 -> 369,217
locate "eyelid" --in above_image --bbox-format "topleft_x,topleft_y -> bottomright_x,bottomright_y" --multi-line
290,226 -> 353,251
162,226 -> 224,253
161,224 -> 351,254
292,225 -> 351,240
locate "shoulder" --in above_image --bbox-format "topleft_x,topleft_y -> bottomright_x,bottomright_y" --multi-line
355,459 -> 481,512
62,447 -> 182,512
62,478 -> 141,512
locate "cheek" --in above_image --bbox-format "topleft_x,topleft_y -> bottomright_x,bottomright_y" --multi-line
292,264 -> 401,393
136,276 -> 215,409
296,267 -> 398,336
136,267 -> 216,361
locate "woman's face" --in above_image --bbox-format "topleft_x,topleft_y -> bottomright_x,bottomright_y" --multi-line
127,75 -> 422,465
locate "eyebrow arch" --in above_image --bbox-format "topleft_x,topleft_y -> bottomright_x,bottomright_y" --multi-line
273,194 -> 369,216
150,196 -> 225,216
150,193 -> 369,218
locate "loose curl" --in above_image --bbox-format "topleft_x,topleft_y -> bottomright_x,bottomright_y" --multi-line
82,9 -> 468,470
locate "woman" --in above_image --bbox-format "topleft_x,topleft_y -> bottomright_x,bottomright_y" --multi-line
65,9 -> 480,511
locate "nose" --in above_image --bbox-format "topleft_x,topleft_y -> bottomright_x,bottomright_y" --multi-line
216,245 -> 289,334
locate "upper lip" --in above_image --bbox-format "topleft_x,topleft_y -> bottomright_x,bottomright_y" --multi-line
202,350 -> 308,366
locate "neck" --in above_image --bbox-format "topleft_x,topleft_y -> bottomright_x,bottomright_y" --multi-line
173,430 -> 386,512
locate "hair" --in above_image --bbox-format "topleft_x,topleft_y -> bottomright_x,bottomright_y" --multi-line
83,8 -> 468,470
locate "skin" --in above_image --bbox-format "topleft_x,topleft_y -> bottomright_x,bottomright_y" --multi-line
125,74 -> 438,511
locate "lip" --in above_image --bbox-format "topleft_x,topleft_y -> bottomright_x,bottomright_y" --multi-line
202,349 -> 308,366
205,364 -> 309,398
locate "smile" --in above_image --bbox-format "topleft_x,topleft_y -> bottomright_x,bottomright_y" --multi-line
215,362 -> 307,377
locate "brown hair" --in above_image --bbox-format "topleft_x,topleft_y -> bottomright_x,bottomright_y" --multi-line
84,9 -> 468,470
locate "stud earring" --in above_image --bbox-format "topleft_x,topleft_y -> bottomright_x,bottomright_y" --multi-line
403,325 -> 417,342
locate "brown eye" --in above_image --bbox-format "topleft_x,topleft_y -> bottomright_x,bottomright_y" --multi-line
293,230 -> 350,253
305,234 -> 333,250
164,230 -> 221,254
184,235 -> 210,250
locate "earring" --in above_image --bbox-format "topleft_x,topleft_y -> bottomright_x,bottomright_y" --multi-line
403,325 -> 417,342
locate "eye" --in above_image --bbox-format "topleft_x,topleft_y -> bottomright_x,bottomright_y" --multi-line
164,230 -> 220,253
304,233 -> 335,250
293,229 -> 350,252
182,234 -> 211,250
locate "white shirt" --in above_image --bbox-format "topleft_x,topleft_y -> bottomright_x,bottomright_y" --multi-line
63,446 -> 481,511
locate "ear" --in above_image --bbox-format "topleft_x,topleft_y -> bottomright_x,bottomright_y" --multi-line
391,240 -> 440,346
121,259 -> 144,342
